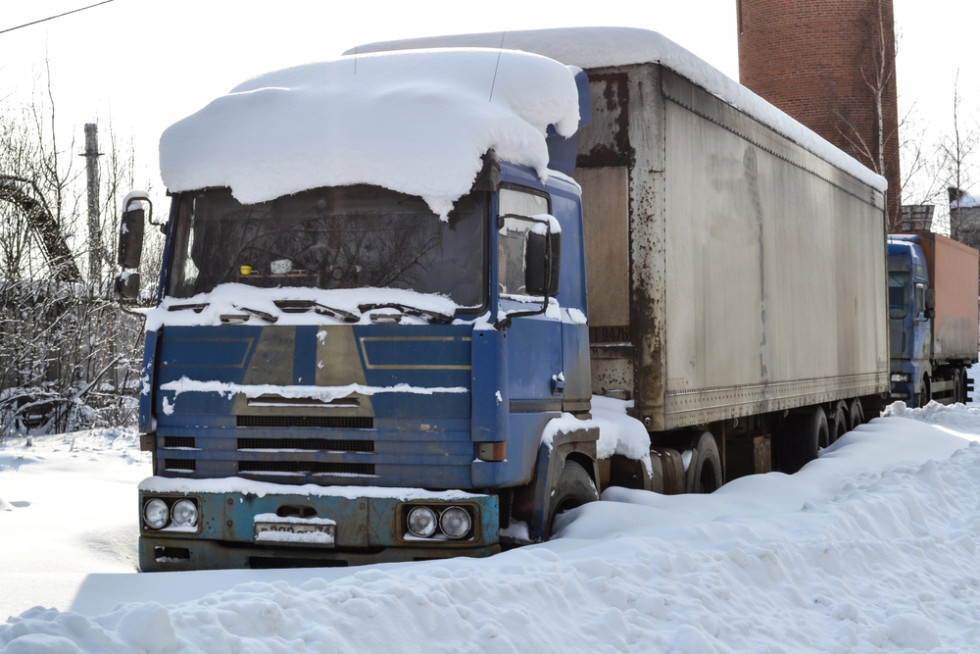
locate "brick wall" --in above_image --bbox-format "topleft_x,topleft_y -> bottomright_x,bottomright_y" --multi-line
737,0 -> 901,226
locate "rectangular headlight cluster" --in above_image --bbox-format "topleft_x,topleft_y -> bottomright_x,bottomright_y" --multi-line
403,503 -> 476,541
142,496 -> 200,532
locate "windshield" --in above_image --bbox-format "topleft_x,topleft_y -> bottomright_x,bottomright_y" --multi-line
166,185 -> 487,308
888,272 -> 909,319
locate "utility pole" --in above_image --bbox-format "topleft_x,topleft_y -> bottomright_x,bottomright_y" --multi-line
82,123 -> 102,284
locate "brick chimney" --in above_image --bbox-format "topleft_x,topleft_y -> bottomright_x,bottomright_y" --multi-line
737,0 -> 901,227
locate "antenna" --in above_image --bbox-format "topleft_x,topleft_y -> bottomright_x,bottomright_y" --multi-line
488,32 -> 507,102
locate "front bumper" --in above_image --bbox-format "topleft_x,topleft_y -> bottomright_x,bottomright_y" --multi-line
138,481 -> 500,571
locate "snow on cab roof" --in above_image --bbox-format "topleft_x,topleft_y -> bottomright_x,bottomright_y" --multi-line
350,26 -> 888,193
158,48 -> 581,217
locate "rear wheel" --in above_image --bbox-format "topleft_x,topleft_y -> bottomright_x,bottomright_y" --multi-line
774,407 -> 826,474
684,431 -> 723,493
546,460 -> 599,538
847,399 -> 865,430
827,402 -> 847,445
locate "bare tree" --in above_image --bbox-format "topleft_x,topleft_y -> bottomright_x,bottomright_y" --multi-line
941,71 -> 979,240
836,1 -> 901,228
0,67 -> 151,439
900,71 -> 979,236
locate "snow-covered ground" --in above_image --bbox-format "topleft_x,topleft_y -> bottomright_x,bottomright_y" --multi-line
2,393 -> 980,653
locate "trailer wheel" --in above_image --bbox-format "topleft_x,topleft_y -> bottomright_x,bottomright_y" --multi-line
774,408 -> 826,474
546,460 -> 599,538
827,402 -> 847,444
684,431 -> 723,493
847,399 -> 865,430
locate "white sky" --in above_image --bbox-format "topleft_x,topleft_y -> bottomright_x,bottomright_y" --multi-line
0,0 -> 976,200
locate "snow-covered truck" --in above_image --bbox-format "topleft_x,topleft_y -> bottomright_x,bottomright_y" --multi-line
118,28 -> 888,571
887,232 -> 979,406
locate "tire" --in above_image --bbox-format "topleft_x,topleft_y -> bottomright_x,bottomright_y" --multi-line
954,370 -> 964,405
683,431 -> 723,494
847,399 -> 865,430
827,402 -> 847,445
546,460 -> 599,538
917,376 -> 931,408
774,408 -> 826,474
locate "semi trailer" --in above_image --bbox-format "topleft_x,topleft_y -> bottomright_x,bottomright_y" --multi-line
118,28 -> 889,571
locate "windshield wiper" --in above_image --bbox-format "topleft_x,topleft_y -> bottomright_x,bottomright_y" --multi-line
274,299 -> 359,323
358,302 -> 453,323
232,305 -> 278,323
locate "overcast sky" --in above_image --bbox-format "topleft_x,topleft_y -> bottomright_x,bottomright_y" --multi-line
0,0 -> 975,200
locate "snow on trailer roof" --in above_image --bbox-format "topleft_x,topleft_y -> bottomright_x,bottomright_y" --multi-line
349,26 -> 888,193
158,48 -> 581,218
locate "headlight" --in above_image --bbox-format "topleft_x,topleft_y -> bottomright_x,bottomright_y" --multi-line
440,506 -> 472,539
407,506 -> 438,538
143,498 -> 169,530
891,372 -> 911,383
170,499 -> 198,529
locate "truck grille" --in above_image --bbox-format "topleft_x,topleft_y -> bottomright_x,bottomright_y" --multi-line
236,415 -> 373,429
238,461 -> 375,476
237,438 -> 374,453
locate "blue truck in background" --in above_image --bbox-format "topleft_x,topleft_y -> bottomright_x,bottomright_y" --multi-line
887,232 -> 978,406
117,29 -> 892,571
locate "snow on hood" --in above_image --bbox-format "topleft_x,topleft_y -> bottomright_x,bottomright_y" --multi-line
159,48 -> 581,218
350,27 -> 888,193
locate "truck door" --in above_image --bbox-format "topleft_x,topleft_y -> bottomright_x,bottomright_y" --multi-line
496,187 -> 565,413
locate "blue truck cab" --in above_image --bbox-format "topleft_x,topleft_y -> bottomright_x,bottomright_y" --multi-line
126,64 -> 599,570
887,235 -> 932,404
887,232 -> 978,407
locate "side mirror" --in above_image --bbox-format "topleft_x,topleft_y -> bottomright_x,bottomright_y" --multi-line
118,205 -> 145,269
925,288 -> 936,319
115,192 -> 151,302
525,222 -> 561,297
115,271 -> 141,300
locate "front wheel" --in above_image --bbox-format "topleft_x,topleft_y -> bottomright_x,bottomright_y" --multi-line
546,460 -> 599,539
917,376 -> 931,408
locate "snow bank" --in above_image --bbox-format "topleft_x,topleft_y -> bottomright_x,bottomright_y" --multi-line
159,48 -> 580,218
351,26 -> 888,192
0,405 -> 980,654
4,402 -> 980,652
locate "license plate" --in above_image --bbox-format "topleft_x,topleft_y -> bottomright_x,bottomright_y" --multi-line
254,521 -> 336,546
